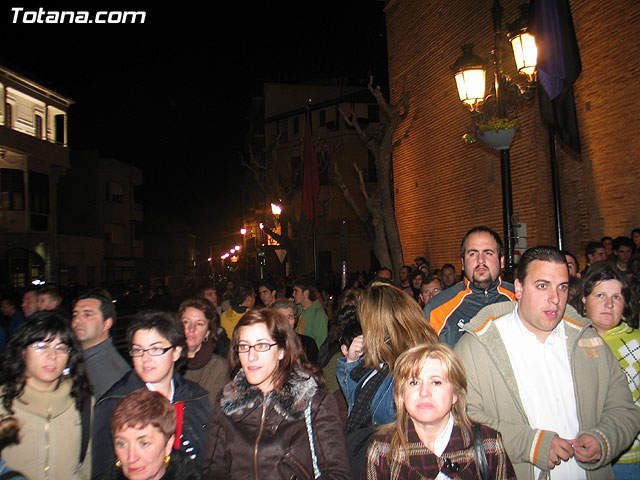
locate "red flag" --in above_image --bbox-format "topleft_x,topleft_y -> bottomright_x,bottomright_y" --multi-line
302,111 -> 320,227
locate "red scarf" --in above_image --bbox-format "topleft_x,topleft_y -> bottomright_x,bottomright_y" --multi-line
172,401 -> 184,449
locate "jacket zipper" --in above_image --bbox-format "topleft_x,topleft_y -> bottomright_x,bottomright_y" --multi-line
254,398 -> 267,480
44,412 -> 51,480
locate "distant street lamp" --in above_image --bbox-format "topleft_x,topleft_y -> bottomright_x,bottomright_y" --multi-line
271,203 -> 282,217
240,227 -> 247,235
452,0 -> 537,274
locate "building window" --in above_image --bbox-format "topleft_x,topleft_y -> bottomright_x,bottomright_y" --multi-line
5,103 -> 12,128
293,116 -> 299,134
34,114 -> 43,138
29,171 -> 49,230
279,119 -> 288,142
29,172 -> 49,214
54,114 -> 65,145
1,169 -> 25,211
30,214 -> 48,231
319,110 -> 326,127
107,182 -> 124,203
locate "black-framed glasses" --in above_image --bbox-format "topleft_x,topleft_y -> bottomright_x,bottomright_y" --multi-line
234,342 -> 278,354
29,341 -> 71,354
129,346 -> 174,358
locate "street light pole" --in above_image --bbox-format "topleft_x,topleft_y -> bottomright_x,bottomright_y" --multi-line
453,0 -> 537,277
492,0 -> 516,275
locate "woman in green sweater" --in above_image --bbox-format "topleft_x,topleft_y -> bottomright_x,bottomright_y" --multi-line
582,264 -> 640,480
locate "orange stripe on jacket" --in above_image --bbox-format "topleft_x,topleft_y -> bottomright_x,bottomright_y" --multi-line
497,284 -> 516,300
473,316 -> 498,334
532,430 -> 547,466
428,288 -> 472,335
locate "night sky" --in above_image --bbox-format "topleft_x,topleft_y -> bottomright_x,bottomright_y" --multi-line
1,2 -> 388,244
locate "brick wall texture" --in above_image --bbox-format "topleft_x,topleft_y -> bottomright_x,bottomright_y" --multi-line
385,0 -> 640,270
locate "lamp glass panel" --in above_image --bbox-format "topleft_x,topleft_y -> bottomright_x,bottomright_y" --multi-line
456,69 -> 485,105
511,33 -> 537,76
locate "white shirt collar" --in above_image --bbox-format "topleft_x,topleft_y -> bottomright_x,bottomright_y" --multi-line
432,413 -> 455,457
146,379 -> 175,402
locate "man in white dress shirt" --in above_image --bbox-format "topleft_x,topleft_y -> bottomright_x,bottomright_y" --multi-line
455,245 -> 640,480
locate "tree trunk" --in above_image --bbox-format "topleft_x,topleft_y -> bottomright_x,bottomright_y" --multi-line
337,76 -> 416,278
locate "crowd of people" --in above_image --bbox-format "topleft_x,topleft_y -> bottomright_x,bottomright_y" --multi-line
0,226 -> 640,479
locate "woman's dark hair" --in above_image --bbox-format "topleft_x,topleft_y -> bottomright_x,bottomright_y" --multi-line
338,315 -> 362,349
126,310 -> 187,368
0,310 -> 92,414
178,297 -> 220,343
111,389 -> 176,440
0,415 -> 20,451
229,308 -> 324,391
582,263 -> 638,328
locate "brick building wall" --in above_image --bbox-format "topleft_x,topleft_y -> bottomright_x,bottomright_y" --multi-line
385,0 -> 640,270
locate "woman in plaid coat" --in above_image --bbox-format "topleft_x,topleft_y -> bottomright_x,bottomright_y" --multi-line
364,344 -> 516,480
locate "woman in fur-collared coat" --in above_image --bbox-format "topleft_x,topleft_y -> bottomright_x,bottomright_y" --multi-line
203,308 -> 350,480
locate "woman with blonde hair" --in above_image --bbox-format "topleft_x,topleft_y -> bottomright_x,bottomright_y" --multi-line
365,343 -> 516,479
337,282 -> 439,476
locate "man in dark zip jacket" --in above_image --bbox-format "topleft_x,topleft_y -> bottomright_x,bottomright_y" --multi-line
424,226 -> 515,347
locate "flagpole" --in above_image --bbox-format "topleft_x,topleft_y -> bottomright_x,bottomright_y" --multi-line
303,104 -> 320,282
548,124 -> 564,249
313,199 -> 318,283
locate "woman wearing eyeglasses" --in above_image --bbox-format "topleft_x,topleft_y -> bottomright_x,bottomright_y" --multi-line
203,308 -> 350,479
0,311 -> 93,479
92,310 -> 211,478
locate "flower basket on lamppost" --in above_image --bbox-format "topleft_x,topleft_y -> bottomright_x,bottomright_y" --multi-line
463,117 -> 519,151
451,0 -> 537,274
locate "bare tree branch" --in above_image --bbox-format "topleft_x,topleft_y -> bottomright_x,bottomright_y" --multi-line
333,163 -> 367,225
392,108 -> 419,149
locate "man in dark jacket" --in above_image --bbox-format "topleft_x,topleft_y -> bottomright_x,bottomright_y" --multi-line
424,226 -> 515,347
71,293 -> 130,400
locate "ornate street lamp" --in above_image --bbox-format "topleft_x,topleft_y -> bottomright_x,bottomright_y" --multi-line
452,0 -> 537,274
507,4 -> 537,79
452,44 -> 487,111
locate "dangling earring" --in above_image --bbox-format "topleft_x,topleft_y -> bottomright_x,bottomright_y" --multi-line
115,460 -> 122,468
164,454 -> 170,466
